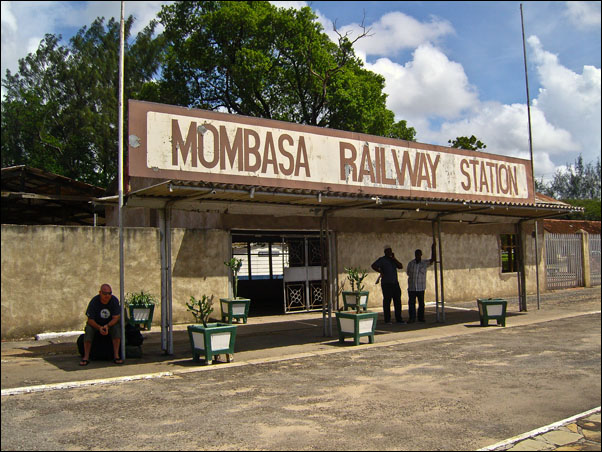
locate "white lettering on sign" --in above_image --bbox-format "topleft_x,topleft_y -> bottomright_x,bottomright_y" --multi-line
140,109 -> 531,200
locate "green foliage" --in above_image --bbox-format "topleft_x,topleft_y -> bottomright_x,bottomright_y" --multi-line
386,119 -> 417,141
344,267 -> 369,313
557,199 -> 601,221
1,16 -> 165,188
2,2 -> 420,186
156,1 -> 398,136
538,155 -> 601,201
186,295 -> 214,327
125,290 -> 157,307
224,258 -> 243,299
448,135 -> 487,151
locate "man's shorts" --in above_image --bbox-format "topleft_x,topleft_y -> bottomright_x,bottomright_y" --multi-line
84,323 -> 122,341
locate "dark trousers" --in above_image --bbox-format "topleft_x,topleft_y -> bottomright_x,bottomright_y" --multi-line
381,282 -> 403,322
408,290 -> 425,321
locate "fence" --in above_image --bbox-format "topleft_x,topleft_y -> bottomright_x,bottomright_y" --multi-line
590,234 -> 601,286
545,233 -> 601,289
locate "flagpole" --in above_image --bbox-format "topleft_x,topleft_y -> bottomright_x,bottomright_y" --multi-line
521,4 -> 540,310
118,0 -> 126,360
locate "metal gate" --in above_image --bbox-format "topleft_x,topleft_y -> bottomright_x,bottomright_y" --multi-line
590,234 -> 601,286
545,233 -> 583,289
283,237 -> 324,313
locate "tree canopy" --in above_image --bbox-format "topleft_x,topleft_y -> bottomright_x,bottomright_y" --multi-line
1,17 -> 164,187
3,1 -> 420,187
155,1 -> 396,136
448,135 -> 487,151
537,155 -> 601,201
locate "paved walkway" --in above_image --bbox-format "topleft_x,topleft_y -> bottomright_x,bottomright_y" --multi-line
481,408 -> 601,451
2,287 -> 600,450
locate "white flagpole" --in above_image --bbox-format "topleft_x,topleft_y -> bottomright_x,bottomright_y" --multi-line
118,0 -> 126,360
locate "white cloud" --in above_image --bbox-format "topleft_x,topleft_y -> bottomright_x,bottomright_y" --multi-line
356,26 -> 599,179
335,11 -> 454,57
1,1 -> 167,80
366,43 -> 479,122
528,35 -> 601,167
564,1 -> 601,28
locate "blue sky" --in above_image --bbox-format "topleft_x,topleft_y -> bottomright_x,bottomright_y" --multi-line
1,1 -> 600,182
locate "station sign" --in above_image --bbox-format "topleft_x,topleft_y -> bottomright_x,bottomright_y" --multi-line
128,100 -> 534,203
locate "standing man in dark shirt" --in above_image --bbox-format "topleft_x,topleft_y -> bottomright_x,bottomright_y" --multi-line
80,284 -> 122,366
371,245 -> 406,324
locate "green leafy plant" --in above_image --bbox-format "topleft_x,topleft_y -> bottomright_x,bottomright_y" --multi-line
344,267 -> 369,313
125,291 -> 157,308
224,257 -> 243,299
186,295 -> 215,327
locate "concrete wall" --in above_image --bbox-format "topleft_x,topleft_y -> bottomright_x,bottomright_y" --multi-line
1,225 -> 229,340
336,225 -> 539,306
1,220 -> 541,339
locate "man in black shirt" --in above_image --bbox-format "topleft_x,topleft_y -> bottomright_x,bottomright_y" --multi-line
371,246 -> 405,324
80,284 -> 122,365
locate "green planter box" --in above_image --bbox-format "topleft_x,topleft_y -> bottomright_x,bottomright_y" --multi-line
477,298 -> 508,327
128,304 -> 155,331
187,323 -> 238,365
341,291 -> 369,312
335,311 -> 378,345
220,298 -> 251,324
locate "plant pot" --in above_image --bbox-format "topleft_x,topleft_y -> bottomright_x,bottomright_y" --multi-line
476,298 -> 508,327
335,311 -> 378,345
341,291 -> 369,312
128,304 -> 155,331
187,323 -> 238,365
220,298 -> 251,324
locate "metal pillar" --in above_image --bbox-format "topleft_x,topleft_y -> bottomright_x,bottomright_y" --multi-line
432,221 -> 440,322
436,217 -> 445,322
159,207 -> 174,354
320,210 -> 333,337
517,221 -> 528,312
534,220 -> 541,309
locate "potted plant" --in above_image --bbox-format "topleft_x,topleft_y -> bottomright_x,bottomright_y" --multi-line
335,267 -> 378,345
341,267 -> 370,312
220,257 -> 251,324
477,298 -> 508,327
186,294 -> 238,365
125,291 -> 157,331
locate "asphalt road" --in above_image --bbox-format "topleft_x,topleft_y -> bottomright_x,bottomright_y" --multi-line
1,311 -> 600,451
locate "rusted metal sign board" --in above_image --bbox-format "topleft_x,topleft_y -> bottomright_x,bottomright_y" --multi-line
128,100 -> 534,204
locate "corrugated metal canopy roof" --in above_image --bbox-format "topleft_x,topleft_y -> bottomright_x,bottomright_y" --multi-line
2,165 -> 106,226
96,179 -> 582,223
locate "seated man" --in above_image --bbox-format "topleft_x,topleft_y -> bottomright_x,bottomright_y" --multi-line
80,284 -> 122,366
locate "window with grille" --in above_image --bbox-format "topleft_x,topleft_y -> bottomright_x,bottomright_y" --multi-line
500,234 -> 518,273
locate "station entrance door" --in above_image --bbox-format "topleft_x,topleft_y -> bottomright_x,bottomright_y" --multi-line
231,232 -> 325,315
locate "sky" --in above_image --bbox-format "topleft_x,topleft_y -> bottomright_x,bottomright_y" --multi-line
1,1 -> 600,182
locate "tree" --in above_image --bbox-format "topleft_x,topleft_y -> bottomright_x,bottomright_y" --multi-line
2,3 -> 417,186
448,135 -> 487,151
539,155 -> 601,200
386,119 -> 417,141
1,17 -> 164,187
559,199 -> 601,221
156,1 -> 396,136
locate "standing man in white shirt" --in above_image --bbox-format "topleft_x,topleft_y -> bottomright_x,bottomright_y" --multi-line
406,243 -> 436,323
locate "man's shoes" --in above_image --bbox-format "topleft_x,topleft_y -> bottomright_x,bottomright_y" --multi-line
407,319 -> 416,324
384,320 -> 392,324
418,319 -> 426,323
396,320 -> 406,324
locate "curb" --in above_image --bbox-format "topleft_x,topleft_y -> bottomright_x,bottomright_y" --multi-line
478,406 -> 602,451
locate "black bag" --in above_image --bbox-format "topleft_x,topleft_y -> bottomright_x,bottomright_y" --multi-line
77,332 -> 117,360
125,323 -> 144,346
76,324 -> 144,360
